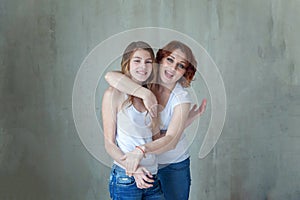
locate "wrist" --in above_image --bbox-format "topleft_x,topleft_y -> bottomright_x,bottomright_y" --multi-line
139,87 -> 151,100
135,146 -> 146,158
132,86 -> 146,99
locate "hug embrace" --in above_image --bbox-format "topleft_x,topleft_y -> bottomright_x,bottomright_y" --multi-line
102,40 -> 207,200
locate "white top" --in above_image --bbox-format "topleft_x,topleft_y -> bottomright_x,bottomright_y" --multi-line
115,100 -> 157,174
158,83 -> 192,164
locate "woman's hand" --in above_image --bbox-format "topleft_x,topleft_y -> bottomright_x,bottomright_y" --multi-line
120,148 -> 145,176
133,166 -> 154,189
185,99 -> 207,128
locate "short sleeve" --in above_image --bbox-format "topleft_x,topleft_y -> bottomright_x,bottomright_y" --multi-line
171,83 -> 192,109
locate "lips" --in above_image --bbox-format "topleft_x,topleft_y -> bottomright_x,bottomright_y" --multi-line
136,70 -> 148,75
164,70 -> 174,79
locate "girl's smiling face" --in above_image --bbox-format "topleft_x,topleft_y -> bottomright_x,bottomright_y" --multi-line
129,49 -> 153,84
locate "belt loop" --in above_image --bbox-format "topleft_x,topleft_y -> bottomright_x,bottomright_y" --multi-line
112,164 -> 116,173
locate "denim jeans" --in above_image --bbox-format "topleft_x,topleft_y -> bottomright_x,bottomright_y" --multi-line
109,164 -> 165,200
157,157 -> 191,200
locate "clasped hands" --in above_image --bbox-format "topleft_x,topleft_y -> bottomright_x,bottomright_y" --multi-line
120,93 -> 207,189
121,147 -> 154,189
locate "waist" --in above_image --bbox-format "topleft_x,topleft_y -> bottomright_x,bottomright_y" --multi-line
157,137 -> 189,164
112,164 -> 158,178
113,155 -> 158,174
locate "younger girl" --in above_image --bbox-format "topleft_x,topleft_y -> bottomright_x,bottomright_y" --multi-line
102,41 -> 164,200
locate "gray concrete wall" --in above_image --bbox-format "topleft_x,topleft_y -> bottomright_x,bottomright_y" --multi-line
1,0 -> 300,199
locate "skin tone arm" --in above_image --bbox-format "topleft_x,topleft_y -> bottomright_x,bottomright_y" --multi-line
102,87 -> 154,188
105,71 -> 158,117
105,71 -> 207,124
153,99 -> 207,140
185,99 -> 207,127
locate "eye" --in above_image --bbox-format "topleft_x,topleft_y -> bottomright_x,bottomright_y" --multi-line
133,59 -> 141,63
145,60 -> 153,64
166,57 -> 174,63
177,63 -> 186,70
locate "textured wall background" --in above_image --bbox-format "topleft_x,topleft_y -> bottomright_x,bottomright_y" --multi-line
1,0 -> 300,199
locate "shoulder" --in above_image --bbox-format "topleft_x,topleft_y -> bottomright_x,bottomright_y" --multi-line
103,87 -> 124,106
170,83 -> 192,105
172,83 -> 189,96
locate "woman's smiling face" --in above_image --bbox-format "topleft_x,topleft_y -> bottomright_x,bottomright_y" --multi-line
129,49 -> 153,84
159,48 -> 187,86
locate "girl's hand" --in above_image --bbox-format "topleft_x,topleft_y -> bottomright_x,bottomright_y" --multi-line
133,166 -> 154,189
120,148 -> 144,176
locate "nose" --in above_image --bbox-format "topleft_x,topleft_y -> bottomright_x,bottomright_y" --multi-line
169,62 -> 177,70
140,62 -> 146,69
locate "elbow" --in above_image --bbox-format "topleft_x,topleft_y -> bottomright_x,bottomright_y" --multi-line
168,135 -> 180,150
164,136 -> 178,151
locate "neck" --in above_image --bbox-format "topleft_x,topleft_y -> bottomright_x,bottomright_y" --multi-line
157,77 -> 177,91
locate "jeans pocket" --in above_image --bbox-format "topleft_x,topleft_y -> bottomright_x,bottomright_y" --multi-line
116,176 -> 136,186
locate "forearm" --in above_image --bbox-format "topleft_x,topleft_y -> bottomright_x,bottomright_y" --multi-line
105,71 -> 151,99
145,118 -> 187,155
184,117 -> 193,128
104,140 -> 128,167
144,103 -> 190,154
143,134 -> 180,155
185,100 -> 207,127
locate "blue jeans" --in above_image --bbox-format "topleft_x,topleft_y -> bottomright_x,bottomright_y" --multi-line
109,164 -> 165,200
157,157 -> 191,200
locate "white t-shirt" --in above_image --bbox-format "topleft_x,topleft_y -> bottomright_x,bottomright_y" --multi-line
158,83 -> 192,164
115,100 -> 157,174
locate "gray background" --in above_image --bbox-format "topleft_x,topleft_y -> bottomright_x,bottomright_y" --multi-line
1,0 -> 300,199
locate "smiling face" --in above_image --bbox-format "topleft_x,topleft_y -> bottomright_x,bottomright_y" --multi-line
129,49 -> 153,84
121,41 -> 155,85
158,48 -> 187,87
156,41 -> 197,88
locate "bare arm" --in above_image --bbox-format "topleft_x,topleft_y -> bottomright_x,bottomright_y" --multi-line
128,103 -> 191,155
185,99 -> 207,127
105,71 -> 158,117
122,103 -> 190,173
142,103 -> 191,154
102,87 -> 129,166
102,87 -> 154,185
152,99 -> 207,141
123,99 -> 207,172
147,99 -> 207,153
102,88 -> 144,169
